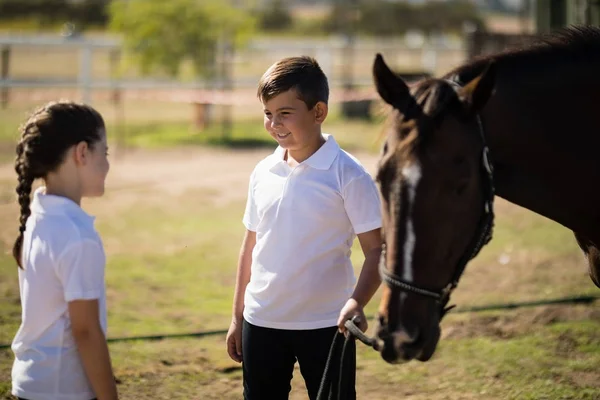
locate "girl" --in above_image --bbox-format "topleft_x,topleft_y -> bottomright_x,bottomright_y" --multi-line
10,100 -> 118,400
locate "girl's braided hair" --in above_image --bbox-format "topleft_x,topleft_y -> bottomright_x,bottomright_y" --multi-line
13,100 -> 105,268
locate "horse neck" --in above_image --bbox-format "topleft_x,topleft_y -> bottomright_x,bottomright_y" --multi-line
480,59 -> 600,240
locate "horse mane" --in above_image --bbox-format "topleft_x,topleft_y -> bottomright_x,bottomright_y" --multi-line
448,25 -> 600,82
532,25 -> 600,56
380,26 -> 600,158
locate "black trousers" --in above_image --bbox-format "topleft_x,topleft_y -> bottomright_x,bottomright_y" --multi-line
242,319 -> 356,400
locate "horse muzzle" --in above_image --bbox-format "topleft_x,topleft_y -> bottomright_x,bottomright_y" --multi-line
376,317 -> 441,364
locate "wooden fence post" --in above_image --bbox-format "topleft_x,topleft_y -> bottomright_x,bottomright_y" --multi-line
1,46 -> 10,109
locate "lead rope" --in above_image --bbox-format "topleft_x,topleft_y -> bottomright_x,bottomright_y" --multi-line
316,317 -> 380,400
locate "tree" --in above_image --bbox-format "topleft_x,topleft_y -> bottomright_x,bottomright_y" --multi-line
325,0 -> 484,37
108,0 -> 255,79
256,0 -> 293,32
0,0 -> 110,29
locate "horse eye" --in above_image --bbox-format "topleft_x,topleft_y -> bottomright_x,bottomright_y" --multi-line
381,141 -> 389,155
376,167 -> 385,184
376,168 -> 393,201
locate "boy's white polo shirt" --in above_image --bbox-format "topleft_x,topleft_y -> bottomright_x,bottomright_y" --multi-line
243,134 -> 381,330
11,187 -> 107,400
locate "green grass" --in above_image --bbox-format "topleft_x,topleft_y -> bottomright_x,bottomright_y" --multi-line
481,208 -> 580,257
119,119 -> 271,149
358,322 -> 600,399
0,250 -> 20,347
1,170 -> 599,398
0,101 -> 385,162
3,316 -> 597,399
0,116 -> 598,398
98,200 -> 247,337
119,115 -> 383,152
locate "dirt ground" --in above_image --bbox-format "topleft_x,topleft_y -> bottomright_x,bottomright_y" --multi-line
0,146 -> 279,231
0,145 -> 379,221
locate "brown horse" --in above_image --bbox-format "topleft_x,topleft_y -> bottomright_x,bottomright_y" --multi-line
372,26 -> 600,364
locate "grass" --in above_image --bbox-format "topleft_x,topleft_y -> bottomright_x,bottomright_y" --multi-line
0,148 -> 598,398
97,200 -> 247,336
0,105 -> 598,398
118,114 -> 384,152
357,321 -> 600,400
0,100 -> 386,162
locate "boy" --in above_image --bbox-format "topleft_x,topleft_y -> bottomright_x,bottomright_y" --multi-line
226,56 -> 382,400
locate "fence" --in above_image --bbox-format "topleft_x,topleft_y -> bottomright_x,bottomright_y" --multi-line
0,33 -> 466,106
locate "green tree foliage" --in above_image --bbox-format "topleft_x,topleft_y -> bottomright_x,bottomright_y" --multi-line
0,0 -> 110,29
417,0 -> 485,34
256,0 -> 293,32
325,0 -> 484,36
108,0 -> 256,78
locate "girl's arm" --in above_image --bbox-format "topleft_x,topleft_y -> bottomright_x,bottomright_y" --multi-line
69,299 -> 118,400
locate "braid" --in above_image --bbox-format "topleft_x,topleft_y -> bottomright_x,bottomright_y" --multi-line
13,130 -> 36,268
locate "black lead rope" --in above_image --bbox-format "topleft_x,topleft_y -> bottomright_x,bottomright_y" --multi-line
316,317 -> 380,400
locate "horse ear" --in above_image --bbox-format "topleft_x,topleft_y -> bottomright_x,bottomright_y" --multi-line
373,53 -> 411,111
459,61 -> 496,113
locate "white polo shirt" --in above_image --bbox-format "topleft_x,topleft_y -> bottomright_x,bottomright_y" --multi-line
243,134 -> 381,330
11,187 -> 107,400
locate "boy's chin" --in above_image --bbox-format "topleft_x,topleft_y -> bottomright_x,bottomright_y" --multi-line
274,139 -> 296,149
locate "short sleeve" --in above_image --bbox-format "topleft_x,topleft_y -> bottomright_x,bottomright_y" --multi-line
242,169 -> 259,232
343,173 -> 382,234
55,239 -> 106,302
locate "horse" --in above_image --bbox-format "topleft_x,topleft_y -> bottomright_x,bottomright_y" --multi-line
371,25 -> 600,364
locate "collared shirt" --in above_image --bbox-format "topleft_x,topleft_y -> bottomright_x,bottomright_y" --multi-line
243,134 -> 382,330
11,187 -> 106,400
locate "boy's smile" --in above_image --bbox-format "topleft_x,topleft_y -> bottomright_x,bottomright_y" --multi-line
275,132 -> 291,140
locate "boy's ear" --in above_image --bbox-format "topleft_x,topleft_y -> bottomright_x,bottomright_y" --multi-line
314,102 -> 328,123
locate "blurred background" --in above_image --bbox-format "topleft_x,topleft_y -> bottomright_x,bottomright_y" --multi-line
1,1 -> 599,399
1,0 -> 598,150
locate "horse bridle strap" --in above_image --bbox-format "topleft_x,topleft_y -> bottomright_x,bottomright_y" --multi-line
379,78 -> 496,312
378,250 -> 448,301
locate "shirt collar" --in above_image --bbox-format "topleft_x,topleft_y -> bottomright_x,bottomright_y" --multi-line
270,133 -> 339,171
30,187 -> 96,228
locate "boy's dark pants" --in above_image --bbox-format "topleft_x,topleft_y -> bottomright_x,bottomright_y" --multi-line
242,319 -> 356,400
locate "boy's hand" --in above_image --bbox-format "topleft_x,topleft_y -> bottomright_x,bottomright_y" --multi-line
337,298 -> 368,333
226,318 -> 243,363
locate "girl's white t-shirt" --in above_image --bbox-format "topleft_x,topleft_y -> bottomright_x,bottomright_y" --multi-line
11,187 -> 107,400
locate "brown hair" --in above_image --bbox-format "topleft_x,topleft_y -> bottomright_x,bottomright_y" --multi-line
13,100 -> 105,268
257,56 -> 329,109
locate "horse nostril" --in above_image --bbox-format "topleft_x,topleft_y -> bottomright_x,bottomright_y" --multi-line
392,330 -> 417,348
380,330 -> 419,364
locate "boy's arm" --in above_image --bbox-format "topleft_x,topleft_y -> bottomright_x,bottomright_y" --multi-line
69,300 -> 118,400
232,229 -> 256,321
352,228 -> 383,307
337,228 -> 382,332
226,229 -> 255,363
